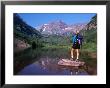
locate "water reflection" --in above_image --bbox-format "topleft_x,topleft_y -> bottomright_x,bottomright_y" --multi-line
18,57 -> 90,75
15,48 -> 97,75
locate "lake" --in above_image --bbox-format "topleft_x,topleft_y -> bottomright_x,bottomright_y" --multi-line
14,47 -> 97,75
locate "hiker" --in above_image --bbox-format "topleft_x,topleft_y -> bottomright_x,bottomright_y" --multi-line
71,30 -> 83,61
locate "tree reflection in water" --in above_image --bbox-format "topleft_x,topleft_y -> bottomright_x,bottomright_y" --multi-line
17,57 -> 96,75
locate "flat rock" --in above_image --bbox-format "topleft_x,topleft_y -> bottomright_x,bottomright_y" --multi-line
58,59 -> 85,67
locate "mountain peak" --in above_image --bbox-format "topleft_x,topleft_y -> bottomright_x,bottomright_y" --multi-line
36,20 -> 87,35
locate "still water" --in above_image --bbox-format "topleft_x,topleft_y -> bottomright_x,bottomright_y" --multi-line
14,47 -> 96,75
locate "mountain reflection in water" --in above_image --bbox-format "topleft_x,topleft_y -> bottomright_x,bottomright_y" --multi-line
17,57 -> 92,75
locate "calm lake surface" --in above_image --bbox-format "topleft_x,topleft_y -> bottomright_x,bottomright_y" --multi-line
14,47 -> 97,75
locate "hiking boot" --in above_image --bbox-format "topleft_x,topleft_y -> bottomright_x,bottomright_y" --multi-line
70,58 -> 72,60
75,59 -> 79,62
70,58 -> 74,61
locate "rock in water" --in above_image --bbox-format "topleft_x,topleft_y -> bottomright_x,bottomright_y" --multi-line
58,59 -> 85,67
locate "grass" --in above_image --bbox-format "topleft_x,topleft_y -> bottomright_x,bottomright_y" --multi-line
82,42 -> 97,52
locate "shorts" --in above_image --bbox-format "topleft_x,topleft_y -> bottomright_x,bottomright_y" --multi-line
72,43 -> 80,49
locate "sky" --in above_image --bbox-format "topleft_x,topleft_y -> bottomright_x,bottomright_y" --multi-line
18,13 -> 96,28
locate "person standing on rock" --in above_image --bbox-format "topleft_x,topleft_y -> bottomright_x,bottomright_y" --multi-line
71,30 -> 83,61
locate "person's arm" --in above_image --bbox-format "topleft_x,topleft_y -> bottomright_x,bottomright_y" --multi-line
79,34 -> 83,47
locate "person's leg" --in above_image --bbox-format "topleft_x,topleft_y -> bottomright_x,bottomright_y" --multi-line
76,49 -> 79,60
71,48 -> 74,59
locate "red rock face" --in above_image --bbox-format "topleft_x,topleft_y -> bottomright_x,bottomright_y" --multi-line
14,38 -> 30,52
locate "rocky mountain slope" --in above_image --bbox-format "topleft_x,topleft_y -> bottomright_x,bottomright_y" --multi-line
80,14 -> 97,43
36,20 -> 87,35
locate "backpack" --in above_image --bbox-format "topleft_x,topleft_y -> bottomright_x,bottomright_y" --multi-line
72,34 -> 82,45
